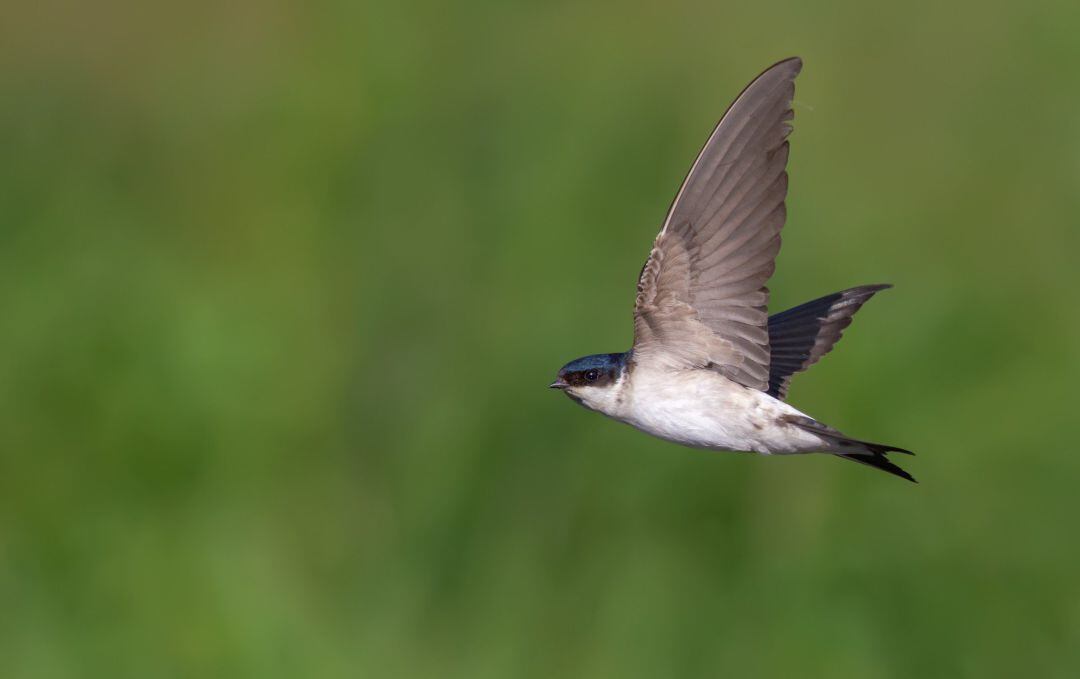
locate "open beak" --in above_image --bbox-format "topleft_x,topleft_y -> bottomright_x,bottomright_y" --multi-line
549,377 -> 569,389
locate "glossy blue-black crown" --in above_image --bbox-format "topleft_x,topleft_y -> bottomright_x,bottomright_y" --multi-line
558,353 -> 627,375
552,352 -> 628,389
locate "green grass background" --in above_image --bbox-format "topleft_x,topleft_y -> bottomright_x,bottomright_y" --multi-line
3,1 -> 1080,676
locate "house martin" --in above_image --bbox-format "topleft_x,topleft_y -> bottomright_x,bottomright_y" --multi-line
550,57 -> 915,481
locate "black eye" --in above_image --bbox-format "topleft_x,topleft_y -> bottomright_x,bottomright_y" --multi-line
584,369 -> 600,382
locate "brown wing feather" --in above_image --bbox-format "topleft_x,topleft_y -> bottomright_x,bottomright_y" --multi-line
633,58 -> 802,389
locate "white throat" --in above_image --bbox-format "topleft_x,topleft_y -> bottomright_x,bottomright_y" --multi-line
566,368 -> 630,418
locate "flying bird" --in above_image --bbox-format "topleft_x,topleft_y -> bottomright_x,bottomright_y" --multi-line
549,57 -> 915,481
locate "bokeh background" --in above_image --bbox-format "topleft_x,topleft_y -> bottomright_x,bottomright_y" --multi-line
3,0 -> 1080,676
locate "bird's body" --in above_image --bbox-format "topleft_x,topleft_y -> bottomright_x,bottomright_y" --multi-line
571,357 -> 826,454
621,368 -> 827,454
550,58 -> 915,481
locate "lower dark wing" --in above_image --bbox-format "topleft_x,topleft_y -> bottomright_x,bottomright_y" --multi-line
766,284 -> 891,399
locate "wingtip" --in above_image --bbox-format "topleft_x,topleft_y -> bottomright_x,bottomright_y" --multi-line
849,283 -> 893,294
769,56 -> 803,77
836,283 -> 893,302
753,57 -> 803,83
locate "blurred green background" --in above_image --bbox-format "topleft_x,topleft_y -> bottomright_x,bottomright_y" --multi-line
3,0 -> 1080,676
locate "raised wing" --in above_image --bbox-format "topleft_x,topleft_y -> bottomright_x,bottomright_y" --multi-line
633,58 -> 801,390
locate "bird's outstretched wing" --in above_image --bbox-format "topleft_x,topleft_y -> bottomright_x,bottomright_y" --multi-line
632,57 -> 801,390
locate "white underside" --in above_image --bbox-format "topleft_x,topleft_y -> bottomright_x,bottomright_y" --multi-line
570,366 -> 833,455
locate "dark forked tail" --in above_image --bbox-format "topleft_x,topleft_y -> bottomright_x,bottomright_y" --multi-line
835,443 -> 916,483
783,415 -> 917,483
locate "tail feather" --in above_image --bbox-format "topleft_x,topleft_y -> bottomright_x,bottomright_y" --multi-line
783,414 -> 916,483
857,441 -> 914,456
836,451 -> 917,483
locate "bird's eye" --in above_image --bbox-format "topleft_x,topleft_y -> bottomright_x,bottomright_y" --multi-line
584,369 -> 600,382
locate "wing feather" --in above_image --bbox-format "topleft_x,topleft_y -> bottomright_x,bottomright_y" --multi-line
632,58 -> 802,390
765,285 -> 891,399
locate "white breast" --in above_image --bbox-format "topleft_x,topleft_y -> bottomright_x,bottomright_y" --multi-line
611,367 -> 828,454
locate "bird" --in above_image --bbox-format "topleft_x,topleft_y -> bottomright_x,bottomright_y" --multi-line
549,57 -> 915,482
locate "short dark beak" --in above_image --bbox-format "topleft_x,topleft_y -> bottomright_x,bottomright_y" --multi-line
549,377 -> 569,389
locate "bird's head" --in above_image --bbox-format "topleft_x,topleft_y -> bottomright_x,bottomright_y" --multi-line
549,352 -> 628,412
